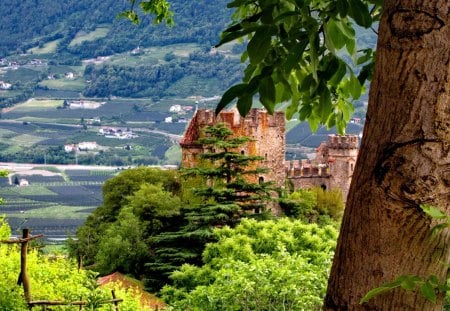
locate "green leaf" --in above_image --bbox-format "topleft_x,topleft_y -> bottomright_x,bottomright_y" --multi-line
320,56 -> 340,80
299,74 -> 315,93
318,86 -> 332,122
286,100 -> 299,120
420,282 -> 436,303
324,20 -> 346,52
308,114 -> 320,132
348,0 -> 372,28
237,94 -> 253,116
329,60 -> 347,87
298,104 -> 312,121
247,27 -> 273,64
218,26 -> 260,46
284,38 -> 309,73
360,286 -> 394,304
428,275 -> 439,287
259,77 -> 276,114
400,277 -> 417,291
216,84 -> 248,115
357,63 -> 373,85
309,32 -> 320,81
349,73 -> 362,99
420,204 -> 448,219
357,49 -> 373,65
336,0 -> 349,17
430,223 -> 450,236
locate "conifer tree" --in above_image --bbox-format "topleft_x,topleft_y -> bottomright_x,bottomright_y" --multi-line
145,123 -> 274,291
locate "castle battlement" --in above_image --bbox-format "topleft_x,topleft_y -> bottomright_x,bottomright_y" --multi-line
192,108 -> 285,129
181,108 -> 359,201
285,159 -> 330,178
327,134 -> 359,150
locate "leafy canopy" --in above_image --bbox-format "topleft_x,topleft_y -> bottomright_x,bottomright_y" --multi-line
161,218 -> 338,310
126,0 -> 381,133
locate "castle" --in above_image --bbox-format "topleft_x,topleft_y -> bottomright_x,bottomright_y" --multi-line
180,108 -> 358,200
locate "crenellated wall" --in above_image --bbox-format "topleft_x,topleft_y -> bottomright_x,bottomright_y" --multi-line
285,135 -> 359,199
181,108 -> 359,201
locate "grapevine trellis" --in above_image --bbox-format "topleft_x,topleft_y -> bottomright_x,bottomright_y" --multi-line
0,229 -> 123,310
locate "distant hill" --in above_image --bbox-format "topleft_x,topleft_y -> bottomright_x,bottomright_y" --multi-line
0,0 -> 230,57
287,122 -> 364,147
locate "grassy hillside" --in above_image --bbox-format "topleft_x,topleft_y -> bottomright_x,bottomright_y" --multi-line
0,0 -> 230,58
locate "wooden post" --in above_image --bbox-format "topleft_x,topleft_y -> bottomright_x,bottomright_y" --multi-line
20,229 -> 32,304
111,290 -> 119,311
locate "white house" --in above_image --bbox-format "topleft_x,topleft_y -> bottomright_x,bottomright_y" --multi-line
78,142 -> 98,151
169,105 -> 183,113
0,81 -> 12,90
64,144 -> 77,153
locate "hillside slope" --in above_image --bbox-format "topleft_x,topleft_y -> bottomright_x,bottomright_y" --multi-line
0,0 -> 230,57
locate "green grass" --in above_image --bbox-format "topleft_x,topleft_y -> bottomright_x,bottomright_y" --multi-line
69,27 -> 110,47
39,78 -> 86,91
8,185 -> 57,196
14,117 -> 79,124
28,39 -> 62,54
3,68 -> 42,82
0,128 -> 16,138
108,43 -> 200,66
32,166 -> 61,173
7,205 -> 92,219
7,134 -> 45,147
9,99 -> 64,111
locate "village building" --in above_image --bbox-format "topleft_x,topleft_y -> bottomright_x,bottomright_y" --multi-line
181,108 -> 359,200
78,141 -> 98,151
0,81 -> 12,90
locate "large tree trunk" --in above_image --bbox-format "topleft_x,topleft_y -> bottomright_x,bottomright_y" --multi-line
325,0 -> 449,310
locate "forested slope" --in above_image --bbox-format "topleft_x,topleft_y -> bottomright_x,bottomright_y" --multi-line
0,0 -> 230,57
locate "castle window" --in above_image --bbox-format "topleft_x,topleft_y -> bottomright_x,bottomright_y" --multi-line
241,150 -> 245,155
350,163 -> 354,172
265,153 -> 268,160
321,184 -> 327,191
259,176 -> 264,184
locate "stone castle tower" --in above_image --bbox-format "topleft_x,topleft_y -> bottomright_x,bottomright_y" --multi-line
286,135 -> 358,199
181,108 -> 359,199
180,108 -> 286,187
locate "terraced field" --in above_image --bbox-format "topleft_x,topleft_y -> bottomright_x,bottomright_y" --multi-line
0,166 -> 118,242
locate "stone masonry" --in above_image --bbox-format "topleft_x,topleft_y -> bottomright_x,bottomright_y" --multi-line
181,108 -> 359,200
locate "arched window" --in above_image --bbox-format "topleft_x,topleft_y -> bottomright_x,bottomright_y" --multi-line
259,176 -> 264,184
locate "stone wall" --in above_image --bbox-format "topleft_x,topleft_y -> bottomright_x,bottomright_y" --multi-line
181,109 -> 359,201
180,108 -> 286,187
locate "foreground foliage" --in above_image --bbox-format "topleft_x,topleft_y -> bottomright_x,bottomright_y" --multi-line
0,219 -> 154,310
162,218 -> 337,310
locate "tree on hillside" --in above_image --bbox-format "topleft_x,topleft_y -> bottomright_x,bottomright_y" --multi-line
133,0 -> 449,309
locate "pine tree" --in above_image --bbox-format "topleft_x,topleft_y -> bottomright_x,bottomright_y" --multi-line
145,123 -> 274,291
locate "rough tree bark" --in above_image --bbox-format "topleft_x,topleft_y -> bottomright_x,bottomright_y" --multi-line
325,0 -> 449,310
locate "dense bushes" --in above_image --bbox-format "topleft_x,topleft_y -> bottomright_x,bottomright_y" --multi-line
162,218 -> 337,310
280,187 -> 344,224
